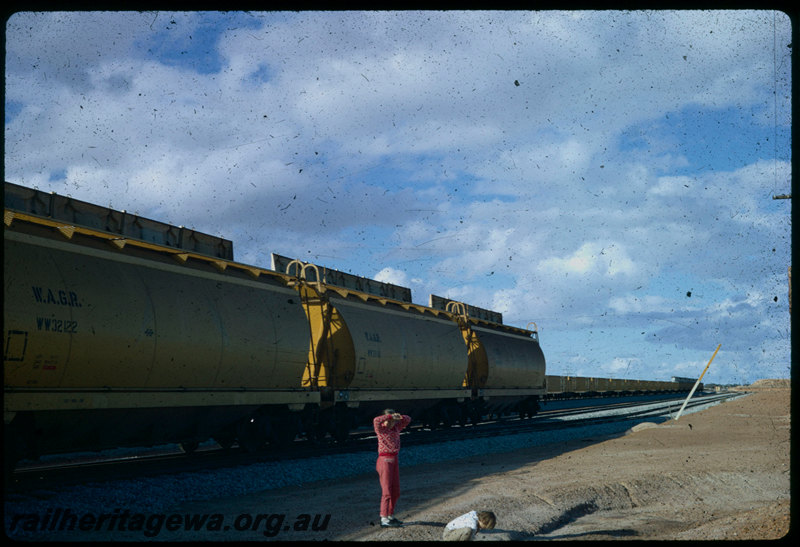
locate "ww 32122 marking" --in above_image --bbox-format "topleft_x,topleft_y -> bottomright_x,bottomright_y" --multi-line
36,317 -> 78,334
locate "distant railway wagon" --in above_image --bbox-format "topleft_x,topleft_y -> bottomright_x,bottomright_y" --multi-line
3,181 -> 695,468
545,375 -> 698,398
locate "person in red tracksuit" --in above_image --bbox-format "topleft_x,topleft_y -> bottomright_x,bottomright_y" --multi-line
373,409 -> 411,528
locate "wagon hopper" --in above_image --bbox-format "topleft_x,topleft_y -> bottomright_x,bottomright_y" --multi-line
4,183 -> 316,462
270,254 -> 545,430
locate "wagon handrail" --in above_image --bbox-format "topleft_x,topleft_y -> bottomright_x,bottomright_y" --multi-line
285,259 -> 325,292
446,300 -> 468,318
285,259 -> 306,278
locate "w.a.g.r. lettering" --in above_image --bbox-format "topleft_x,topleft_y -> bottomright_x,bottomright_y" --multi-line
32,286 -> 81,307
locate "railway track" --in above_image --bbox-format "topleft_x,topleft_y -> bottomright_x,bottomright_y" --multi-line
7,391 -> 739,493
401,391 -> 737,446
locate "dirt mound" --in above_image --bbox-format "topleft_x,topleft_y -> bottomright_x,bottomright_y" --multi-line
748,378 -> 790,389
346,389 -> 790,541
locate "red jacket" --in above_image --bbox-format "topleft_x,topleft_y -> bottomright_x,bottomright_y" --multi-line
373,414 -> 411,454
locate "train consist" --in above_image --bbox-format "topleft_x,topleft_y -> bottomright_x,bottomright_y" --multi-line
3,181 -> 697,467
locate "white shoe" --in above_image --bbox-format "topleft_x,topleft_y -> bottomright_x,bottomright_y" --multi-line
381,517 -> 402,528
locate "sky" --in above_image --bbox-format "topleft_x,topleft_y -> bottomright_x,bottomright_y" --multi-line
4,10 -> 792,385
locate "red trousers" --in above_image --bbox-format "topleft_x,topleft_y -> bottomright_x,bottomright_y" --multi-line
376,453 -> 400,516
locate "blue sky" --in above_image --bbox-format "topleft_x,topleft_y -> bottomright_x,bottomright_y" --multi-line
4,11 -> 792,385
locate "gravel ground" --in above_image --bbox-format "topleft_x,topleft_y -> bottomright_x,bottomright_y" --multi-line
4,386 -> 789,541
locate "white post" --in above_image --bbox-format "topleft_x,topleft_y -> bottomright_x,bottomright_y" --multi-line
674,344 -> 721,421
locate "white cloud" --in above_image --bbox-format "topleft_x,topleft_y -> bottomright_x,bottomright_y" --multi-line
648,176 -> 695,197
608,294 -> 672,315
374,267 -> 410,287
538,242 -> 637,278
